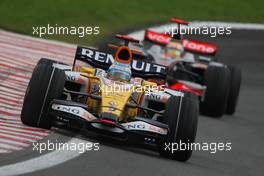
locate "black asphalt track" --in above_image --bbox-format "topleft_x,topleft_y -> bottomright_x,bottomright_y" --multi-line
1,29 -> 264,176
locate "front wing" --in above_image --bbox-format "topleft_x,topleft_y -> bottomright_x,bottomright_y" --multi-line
47,99 -> 169,145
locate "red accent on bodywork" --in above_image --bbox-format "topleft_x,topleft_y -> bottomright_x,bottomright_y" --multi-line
144,30 -> 171,45
100,119 -> 117,125
115,34 -> 140,43
169,82 -> 204,96
170,18 -> 189,25
108,44 -> 143,55
182,39 -> 217,55
115,46 -> 132,64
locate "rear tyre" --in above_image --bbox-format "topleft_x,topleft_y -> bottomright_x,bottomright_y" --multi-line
225,65 -> 242,115
21,59 -> 65,129
200,66 -> 230,117
158,92 -> 199,162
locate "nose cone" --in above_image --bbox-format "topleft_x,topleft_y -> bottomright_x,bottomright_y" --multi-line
115,46 -> 132,64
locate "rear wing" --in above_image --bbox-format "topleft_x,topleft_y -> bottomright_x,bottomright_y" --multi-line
108,43 -> 149,61
170,18 -> 189,25
182,39 -> 217,56
144,30 -> 171,46
170,18 -> 189,40
115,34 -> 140,46
108,34 -> 150,60
143,30 -> 217,56
74,46 -> 167,79
108,34 -> 145,58
169,18 -> 218,55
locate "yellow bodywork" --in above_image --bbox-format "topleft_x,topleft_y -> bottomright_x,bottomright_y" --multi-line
80,67 -> 156,121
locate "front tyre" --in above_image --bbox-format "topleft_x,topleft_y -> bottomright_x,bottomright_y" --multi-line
158,92 -> 199,162
21,59 -> 65,129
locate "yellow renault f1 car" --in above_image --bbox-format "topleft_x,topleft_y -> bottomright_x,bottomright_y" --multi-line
21,42 -> 199,161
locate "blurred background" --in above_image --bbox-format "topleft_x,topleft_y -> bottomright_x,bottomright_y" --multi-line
0,0 -> 263,46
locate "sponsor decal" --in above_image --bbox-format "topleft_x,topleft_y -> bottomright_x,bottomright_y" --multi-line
78,47 -> 166,75
145,30 -> 171,45
121,121 -> 167,135
182,39 -> 217,54
52,104 -> 96,121
65,71 -> 86,84
81,48 -> 115,63
145,93 -> 161,101
66,74 -> 77,82
145,92 -> 170,102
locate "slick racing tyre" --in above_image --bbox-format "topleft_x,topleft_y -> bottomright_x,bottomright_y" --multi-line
38,58 -> 69,67
158,92 -> 199,162
38,58 -> 57,65
200,66 -> 230,117
21,59 -> 65,129
225,65 -> 242,115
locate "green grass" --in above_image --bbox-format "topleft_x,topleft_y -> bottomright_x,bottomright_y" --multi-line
0,0 -> 263,46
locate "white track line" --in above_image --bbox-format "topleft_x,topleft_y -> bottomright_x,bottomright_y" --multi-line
0,126 -> 49,136
0,122 -> 49,130
0,138 -> 90,176
0,138 -> 29,147
0,106 -> 22,112
0,87 -> 26,97
0,115 -> 21,121
0,81 -> 28,90
0,119 -> 21,124
0,92 -> 23,100
0,143 -> 23,151
0,132 -> 38,143
0,129 -> 43,139
0,101 -> 23,109
0,108 -> 21,115
0,57 -> 35,69
0,149 -> 11,153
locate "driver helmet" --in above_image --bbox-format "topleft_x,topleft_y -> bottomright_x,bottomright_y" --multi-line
107,61 -> 132,82
165,41 -> 184,59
